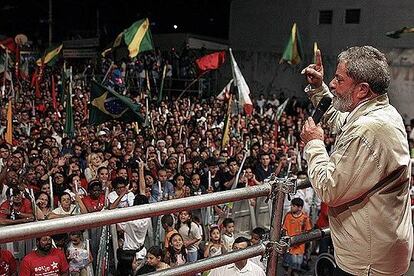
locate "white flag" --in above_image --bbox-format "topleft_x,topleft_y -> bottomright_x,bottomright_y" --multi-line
229,48 -> 253,115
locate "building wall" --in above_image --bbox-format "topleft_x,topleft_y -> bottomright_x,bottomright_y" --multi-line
227,0 -> 414,119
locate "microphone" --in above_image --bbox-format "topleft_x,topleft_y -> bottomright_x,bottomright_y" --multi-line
312,96 -> 332,124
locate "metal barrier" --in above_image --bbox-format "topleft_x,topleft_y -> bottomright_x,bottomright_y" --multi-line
147,228 -> 331,276
0,183 -> 272,244
0,174 -> 330,276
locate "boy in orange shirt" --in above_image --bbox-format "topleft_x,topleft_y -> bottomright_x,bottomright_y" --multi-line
282,197 -> 312,275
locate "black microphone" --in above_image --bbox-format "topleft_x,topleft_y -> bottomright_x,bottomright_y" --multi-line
312,96 -> 332,124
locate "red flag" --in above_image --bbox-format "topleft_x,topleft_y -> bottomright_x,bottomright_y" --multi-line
195,51 -> 226,72
0,37 -> 17,53
35,64 -> 44,98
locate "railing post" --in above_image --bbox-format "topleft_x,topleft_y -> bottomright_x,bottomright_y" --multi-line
266,184 -> 286,276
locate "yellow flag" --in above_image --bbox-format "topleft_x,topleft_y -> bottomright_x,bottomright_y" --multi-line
5,99 -> 12,145
221,94 -> 233,149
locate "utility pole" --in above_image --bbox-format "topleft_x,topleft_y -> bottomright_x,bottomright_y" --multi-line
48,0 -> 53,46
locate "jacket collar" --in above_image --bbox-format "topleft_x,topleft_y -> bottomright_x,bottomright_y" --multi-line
342,93 -> 389,128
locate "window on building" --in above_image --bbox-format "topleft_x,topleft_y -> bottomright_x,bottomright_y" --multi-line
345,9 -> 360,24
318,10 -> 333,24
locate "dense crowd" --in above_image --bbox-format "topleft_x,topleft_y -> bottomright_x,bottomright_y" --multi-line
0,50 -> 413,276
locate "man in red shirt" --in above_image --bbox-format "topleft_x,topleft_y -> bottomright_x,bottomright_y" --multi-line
20,235 -> 69,276
82,180 -> 105,212
0,249 -> 17,276
0,188 -> 33,225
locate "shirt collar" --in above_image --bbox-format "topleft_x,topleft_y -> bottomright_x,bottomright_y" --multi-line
227,262 -> 251,273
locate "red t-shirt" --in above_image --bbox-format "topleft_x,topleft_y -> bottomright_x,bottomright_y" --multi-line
0,199 -> 33,219
316,202 -> 329,229
19,248 -> 69,276
82,194 -> 105,212
0,249 -> 17,276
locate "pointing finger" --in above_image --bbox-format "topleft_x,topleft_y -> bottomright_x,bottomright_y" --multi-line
308,117 -> 316,128
315,49 -> 323,69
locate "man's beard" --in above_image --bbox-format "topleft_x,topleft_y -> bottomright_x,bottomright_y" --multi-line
38,243 -> 52,253
332,90 -> 353,112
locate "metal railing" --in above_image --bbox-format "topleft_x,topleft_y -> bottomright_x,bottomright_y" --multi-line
0,182 -> 272,244
148,228 -> 331,276
0,174 -> 329,276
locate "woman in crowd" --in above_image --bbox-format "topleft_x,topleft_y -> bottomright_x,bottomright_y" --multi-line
84,153 -> 107,182
49,192 -> 88,219
173,174 -> 189,199
65,174 -> 88,200
35,191 -> 52,220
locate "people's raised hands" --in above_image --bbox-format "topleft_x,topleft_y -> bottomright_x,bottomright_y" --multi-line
301,49 -> 324,88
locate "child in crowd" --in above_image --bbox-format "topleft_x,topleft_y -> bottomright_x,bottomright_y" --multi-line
165,233 -> 187,267
145,246 -> 170,271
221,218 -> 235,252
161,214 -> 178,249
250,227 -> 267,270
282,198 -> 312,276
176,210 -> 202,263
204,225 -> 226,258
66,231 -> 92,276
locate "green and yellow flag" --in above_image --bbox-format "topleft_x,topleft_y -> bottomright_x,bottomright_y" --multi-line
124,18 -> 153,58
102,18 -> 154,58
280,23 -> 303,65
36,44 -> 63,66
89,80 -> 143,125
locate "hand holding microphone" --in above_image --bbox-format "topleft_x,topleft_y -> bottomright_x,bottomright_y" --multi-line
300,96 -> 331,144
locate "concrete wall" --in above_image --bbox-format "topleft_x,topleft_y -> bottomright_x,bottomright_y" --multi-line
226,0 -> 414,119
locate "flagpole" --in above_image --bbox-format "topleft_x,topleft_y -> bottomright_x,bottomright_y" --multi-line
101,61 -> 114,84
1,50 -> 8,98
158,64 -> 167,103
176,70 -> 209,101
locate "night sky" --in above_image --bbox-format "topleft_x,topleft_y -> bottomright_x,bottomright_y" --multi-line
1,0 -> 230,47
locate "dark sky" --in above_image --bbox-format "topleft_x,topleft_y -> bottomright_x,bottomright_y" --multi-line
1,0 -> 230,46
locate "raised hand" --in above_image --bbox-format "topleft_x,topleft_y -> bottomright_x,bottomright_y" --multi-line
301,49 -> 324,88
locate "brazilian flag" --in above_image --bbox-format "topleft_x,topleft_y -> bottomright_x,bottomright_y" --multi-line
89,80 -> 143,125
36,44 -> 63,66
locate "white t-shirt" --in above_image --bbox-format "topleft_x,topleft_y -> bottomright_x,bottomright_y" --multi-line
178,222 -> 202,252
221,232 -> 235,252
250,255 -> 266,271
107,191 -> 135,208
209,260 -> 266,276
52,204 -> 79,215
118,217 -> 151,250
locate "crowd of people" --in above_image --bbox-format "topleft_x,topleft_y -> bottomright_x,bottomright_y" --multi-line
0,45 -> 413,276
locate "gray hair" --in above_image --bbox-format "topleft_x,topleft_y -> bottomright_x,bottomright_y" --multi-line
338,46 -> 391,95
